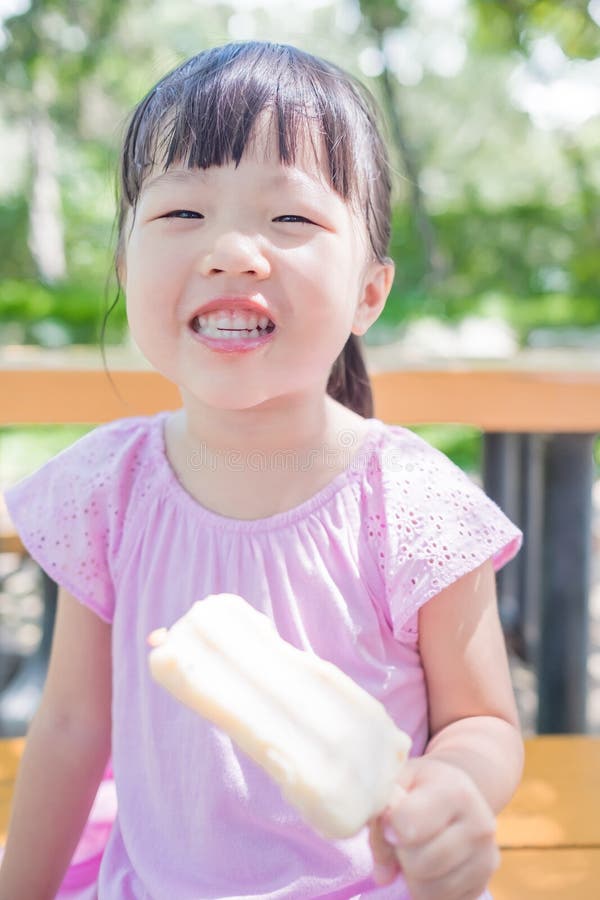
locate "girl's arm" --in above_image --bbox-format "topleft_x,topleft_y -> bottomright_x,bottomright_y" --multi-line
419,558 -> 524,811
370,560 -> 524,898
0,586 -> 112,900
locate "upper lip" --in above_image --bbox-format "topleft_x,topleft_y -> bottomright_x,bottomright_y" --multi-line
189,295 -> 276,325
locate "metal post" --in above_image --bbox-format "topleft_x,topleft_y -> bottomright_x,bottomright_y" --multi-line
537,433 -> 595,734
518,435 -> 545,664
0,571 -> 57,736
483,433 -> 523,639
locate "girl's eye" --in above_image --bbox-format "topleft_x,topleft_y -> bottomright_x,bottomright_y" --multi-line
162,209 -> 203,219
274,214 -> 315,224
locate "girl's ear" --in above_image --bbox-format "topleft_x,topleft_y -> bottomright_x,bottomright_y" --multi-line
351,260 -> 395,336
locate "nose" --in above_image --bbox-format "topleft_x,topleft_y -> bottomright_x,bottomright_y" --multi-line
198,231 -> 270,279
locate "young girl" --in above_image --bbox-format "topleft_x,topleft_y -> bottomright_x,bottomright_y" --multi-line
0,41 -> 523,900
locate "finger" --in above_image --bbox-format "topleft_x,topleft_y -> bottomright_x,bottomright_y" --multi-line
433,843 -> 500,900
368,817 -> 402,885
385,765 -> 495,849
403,839 -> 500,900
148,627 -> 168,647
379,782 -> 408,849
397,817 -> 496,883
384,779 -> 456,847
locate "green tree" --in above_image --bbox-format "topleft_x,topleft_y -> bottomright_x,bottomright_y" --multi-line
470,0 -> 600,58
359,0 -> 447,288
1,0 -> 123,283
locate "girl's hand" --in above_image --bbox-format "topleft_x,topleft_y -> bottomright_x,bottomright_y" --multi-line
368,757 -> 500,900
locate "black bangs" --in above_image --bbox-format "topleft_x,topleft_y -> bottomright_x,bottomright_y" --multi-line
119,42 -> 371,212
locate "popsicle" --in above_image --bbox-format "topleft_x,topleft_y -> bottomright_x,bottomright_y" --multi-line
148,593 -> 411,839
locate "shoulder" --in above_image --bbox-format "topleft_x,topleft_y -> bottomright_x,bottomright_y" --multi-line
1,414 -> 166,623
361,421 -> 522,636
365,421 -> 475,502
33,413 -> 166,493
4,412 -> 167,527
361,421 -> 475,560
366,419 -> 518,539
57,413 -> 163,467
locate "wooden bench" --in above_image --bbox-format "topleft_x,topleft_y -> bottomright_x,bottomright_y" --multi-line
4,358 -> 600,430
0,533 -> 25,556
0,738 -> 21,845
1,735 -> 598,896
491,735 -> 600,898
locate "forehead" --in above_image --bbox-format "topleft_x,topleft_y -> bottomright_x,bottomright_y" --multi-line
142,111 -> 335,195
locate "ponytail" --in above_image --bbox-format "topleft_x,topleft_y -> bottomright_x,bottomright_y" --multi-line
326,335 -> 374,419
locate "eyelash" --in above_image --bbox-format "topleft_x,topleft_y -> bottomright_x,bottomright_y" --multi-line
161,211 -> 315,224
163,210 -> 202,219
273,215 -> 314,224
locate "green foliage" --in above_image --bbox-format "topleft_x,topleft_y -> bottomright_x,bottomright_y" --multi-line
359,0 -> 409,34
470,0 -> 600,59
0,278 -> 125,345
410,425 -> 483,474
0,195 -> 33,279
371,195 -> 600,339
0,0 -> 123,121
1,0 -> 599,350
431,199 -> 600,313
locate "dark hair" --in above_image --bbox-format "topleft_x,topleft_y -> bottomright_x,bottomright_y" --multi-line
107,41 -> 393,417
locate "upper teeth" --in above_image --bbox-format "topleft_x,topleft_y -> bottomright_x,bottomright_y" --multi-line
195,311 -> 272,331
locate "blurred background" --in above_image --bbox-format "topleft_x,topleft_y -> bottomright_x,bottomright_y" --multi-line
1,0 -> 600,734
1,0 -> 600,351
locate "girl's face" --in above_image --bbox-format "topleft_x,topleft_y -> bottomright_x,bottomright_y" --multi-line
121,118 -> 393,413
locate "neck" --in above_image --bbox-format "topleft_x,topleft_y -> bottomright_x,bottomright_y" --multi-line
164,389 -> 370,520
175,390 -> 350,457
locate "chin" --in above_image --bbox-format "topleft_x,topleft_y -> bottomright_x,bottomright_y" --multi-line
193,387 -> 276,412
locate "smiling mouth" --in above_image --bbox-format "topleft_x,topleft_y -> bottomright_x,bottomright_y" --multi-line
190,315 -> 276,340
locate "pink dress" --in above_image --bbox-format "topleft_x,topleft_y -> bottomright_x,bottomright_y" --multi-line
3,412 -> 521,899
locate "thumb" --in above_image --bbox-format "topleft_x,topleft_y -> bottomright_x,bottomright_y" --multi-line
393,758 -> 422,792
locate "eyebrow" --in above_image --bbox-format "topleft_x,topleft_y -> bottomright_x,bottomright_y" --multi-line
267,170 -> 327,191
142,169 -> 208,193
142,166 -> 329,195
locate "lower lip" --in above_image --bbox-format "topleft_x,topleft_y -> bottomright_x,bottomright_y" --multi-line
188,326 -> 276,354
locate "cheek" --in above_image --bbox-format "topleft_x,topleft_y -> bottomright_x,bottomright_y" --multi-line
129,223 -> 188,273
124,254 -> 172,343
125,238 -> 184,310
291,244 -> 358,305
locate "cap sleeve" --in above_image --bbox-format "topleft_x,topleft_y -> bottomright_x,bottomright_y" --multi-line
365,427 -> 522,641
2,419 -> 145,623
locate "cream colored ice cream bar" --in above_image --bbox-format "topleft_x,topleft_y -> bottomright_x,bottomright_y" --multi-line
148,593 -> 411,839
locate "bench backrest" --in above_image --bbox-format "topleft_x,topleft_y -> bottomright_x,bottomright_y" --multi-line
3,366 -> 600,431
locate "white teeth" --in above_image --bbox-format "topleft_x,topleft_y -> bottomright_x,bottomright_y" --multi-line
191,310 -> 275,339
232,312 -> 254,329
203,311 -> 260,330
218,328 -> 262,339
